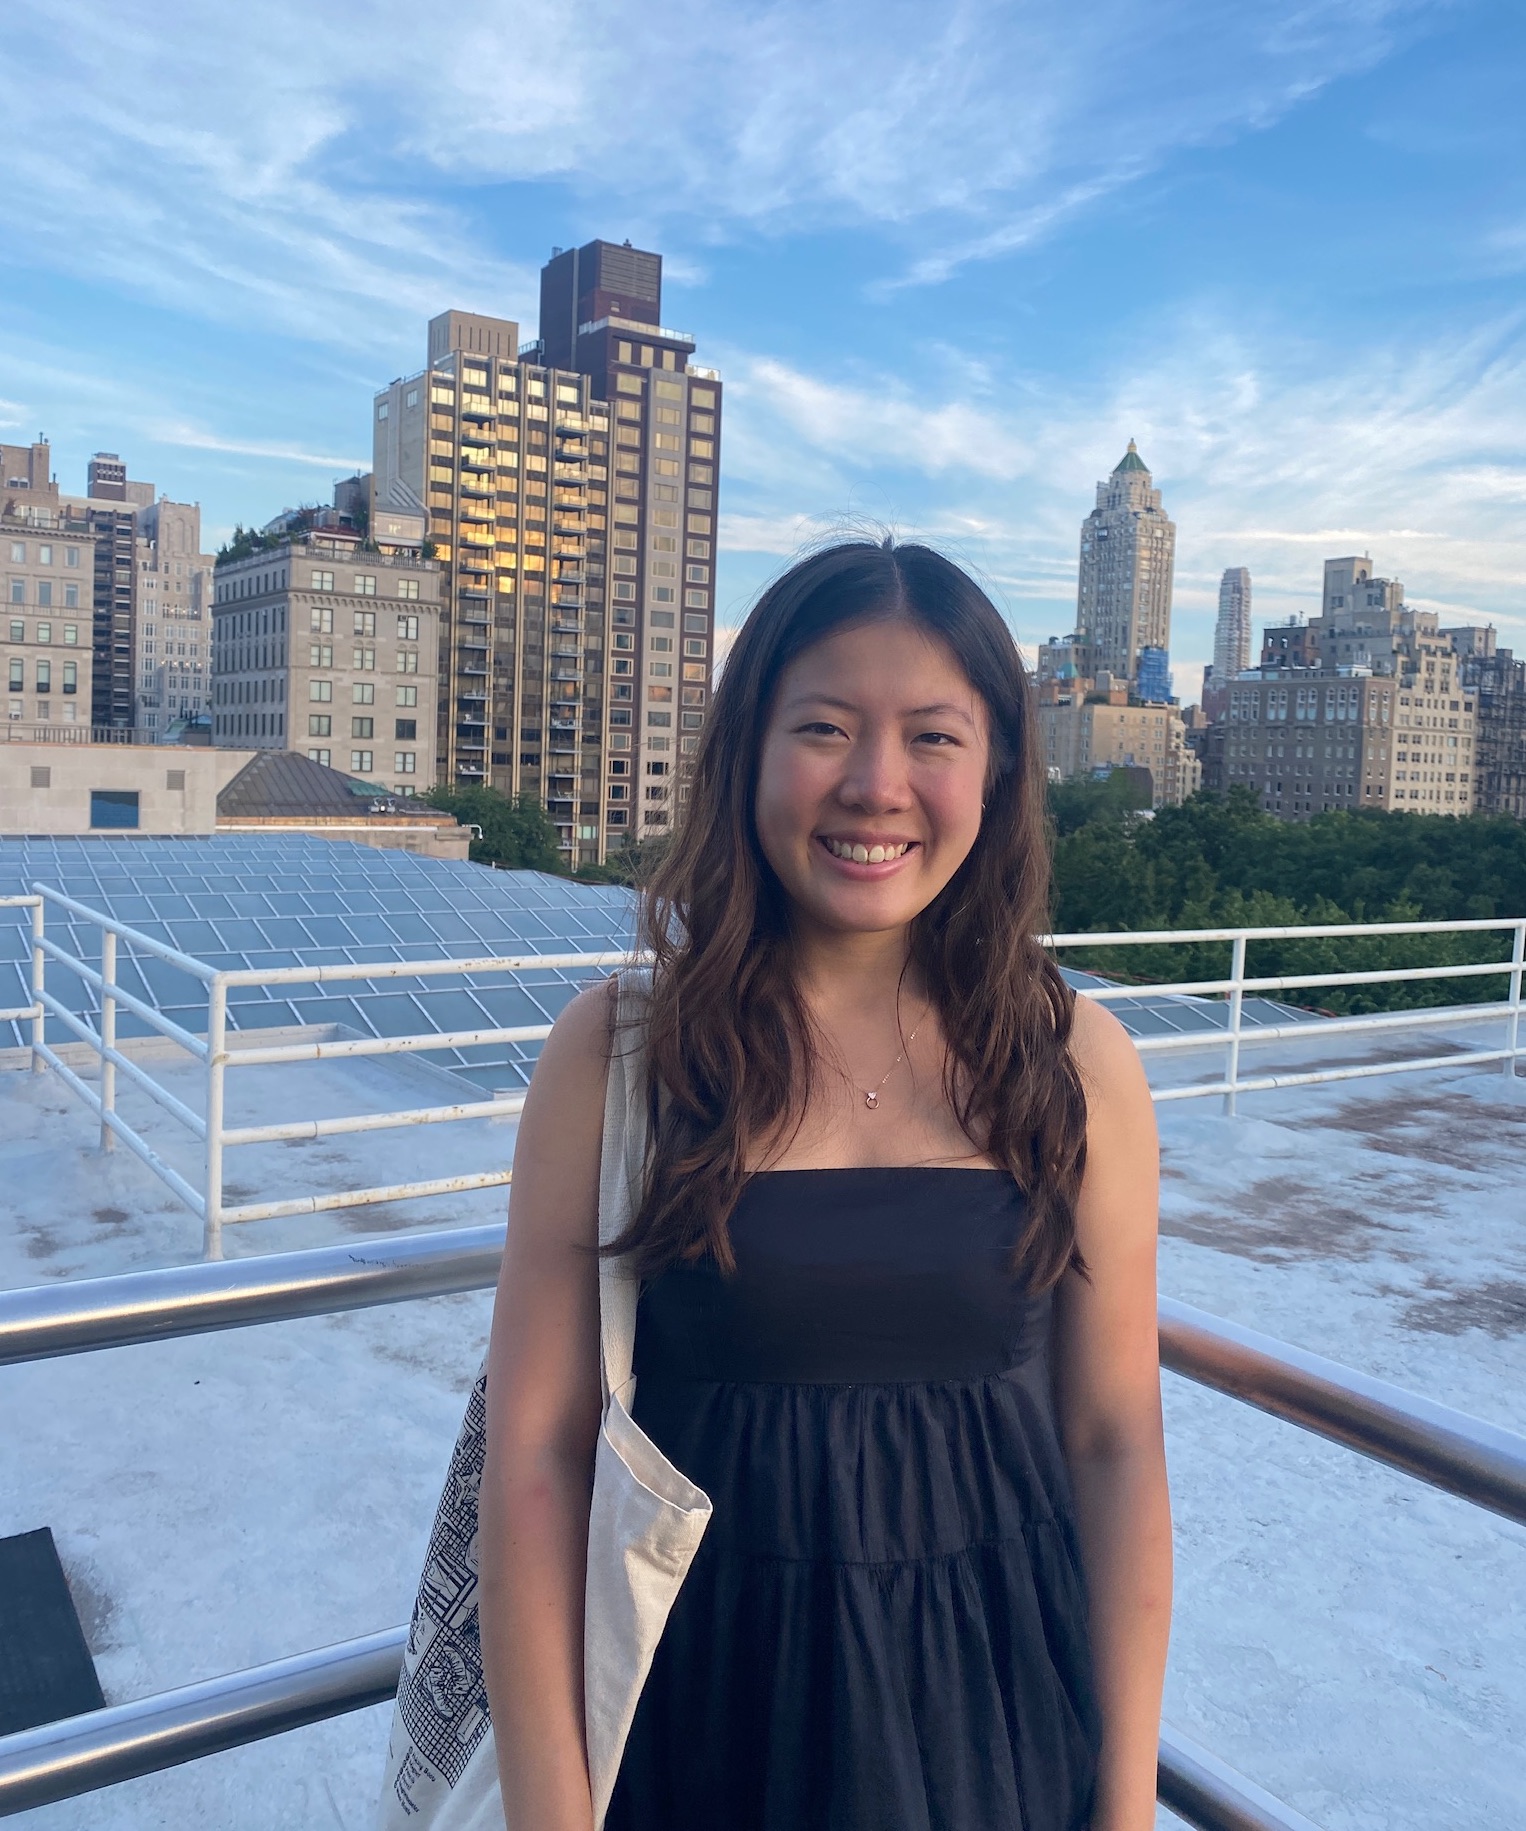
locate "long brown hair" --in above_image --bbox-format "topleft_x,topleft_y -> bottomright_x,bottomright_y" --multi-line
606,539 -> 1087,1290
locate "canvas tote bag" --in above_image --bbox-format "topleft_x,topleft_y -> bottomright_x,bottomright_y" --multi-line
376,970 -> 713,1829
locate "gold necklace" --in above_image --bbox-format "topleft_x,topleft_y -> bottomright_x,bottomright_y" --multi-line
859,1014 -> 925,1110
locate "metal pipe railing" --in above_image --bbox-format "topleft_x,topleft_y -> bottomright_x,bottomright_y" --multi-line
0,1633 -> 1318,1830
0,1224 -> 506,1366
1159,1297 -> 1526,1527
0,1629 -> 406,1816
3,1231 -> 1522,1529
1158,1723 -> 1324,1831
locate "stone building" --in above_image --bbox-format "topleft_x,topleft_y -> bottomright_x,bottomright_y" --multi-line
211,521 -> 441,795
1036,677 -> 1201,809
135,499 -> 216,735
3,498 -> 96,733
1442,625 -> 1526,820
1075,441 -> 1175,687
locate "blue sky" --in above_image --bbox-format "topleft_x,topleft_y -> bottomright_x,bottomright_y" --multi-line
3,0 -> 1523,698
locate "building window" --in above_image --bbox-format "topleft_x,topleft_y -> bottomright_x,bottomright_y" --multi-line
62,662 -> 77,694
354,647 -> 376,670
394,717 -> 417,739
37,621 -> 51,644
309,643 -> 333,667
310,605 -> 334,634
395,751 -> 417,773
312,570 -> 335,591
37,582 -> 51,608
354,574 -> 377,596
35,660 -> 51,692
353,681 -> 375,704
308,748 -> 331,766
352,716 -> 374,738
397,613 -> 419,640
398,578 -> 420,601
38,545 -> 53,565
90,789 -> 140,830
354,609 -> 376,637
396,684 -> 418,707
7,660 -> 22,692
309,714 -> 332,736
64,584 -> 79,608
396,649 -> 419,673
8,543 -> 23,563
310,679 -> 333,702
8,582 -> 21,605
351,750 -> 374,772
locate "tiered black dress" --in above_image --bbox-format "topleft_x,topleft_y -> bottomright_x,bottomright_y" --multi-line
604,1167 -> 1100,1831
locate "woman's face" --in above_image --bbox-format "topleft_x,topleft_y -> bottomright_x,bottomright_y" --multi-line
754,617 -> 991,939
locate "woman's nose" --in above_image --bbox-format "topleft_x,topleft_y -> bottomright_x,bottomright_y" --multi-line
837,735 -> 909,810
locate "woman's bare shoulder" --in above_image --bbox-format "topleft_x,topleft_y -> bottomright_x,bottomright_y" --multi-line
1068,989 -> 1145,1089
519,977 -> 618,1135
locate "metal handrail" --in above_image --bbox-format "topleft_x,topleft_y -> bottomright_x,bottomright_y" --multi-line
0,1631 -> 1316,1830
1158,1724 -> 1324,1831
1159,1297 -> 1526,1526
3,1230 -> 1522,1527
0,1629 -> 405,1816
0,1225 -> 506,1366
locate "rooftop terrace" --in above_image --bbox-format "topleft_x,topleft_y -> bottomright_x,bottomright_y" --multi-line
0,839 -> 1521,1828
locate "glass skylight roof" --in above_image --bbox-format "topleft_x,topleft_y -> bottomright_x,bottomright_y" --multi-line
0,836 -> 637,1092
0,837 -> 1316,1095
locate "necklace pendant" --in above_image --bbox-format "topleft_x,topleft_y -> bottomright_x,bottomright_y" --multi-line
864,1091 -> 880,1109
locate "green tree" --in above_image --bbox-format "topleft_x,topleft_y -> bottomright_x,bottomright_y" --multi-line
574,834 -> 672,888
425,785 -> 565,873
1047,787 -> 1525,1014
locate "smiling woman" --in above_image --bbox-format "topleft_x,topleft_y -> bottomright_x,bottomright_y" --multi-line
418,538 -> 1172,1831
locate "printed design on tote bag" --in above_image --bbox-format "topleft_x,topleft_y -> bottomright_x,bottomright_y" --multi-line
394,1369 -> 492,1797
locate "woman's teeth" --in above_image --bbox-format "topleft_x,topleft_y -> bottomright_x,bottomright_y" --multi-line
823,839 -> 910,864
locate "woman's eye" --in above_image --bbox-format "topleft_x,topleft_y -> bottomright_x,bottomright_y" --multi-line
914,730 -> 957,747
797,721 -> 845,737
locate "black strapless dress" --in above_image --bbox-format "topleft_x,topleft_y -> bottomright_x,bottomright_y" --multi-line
604,1168 -> 1100,1831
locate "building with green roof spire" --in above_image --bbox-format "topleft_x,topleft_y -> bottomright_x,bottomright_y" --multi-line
1075,438 -> 1175,688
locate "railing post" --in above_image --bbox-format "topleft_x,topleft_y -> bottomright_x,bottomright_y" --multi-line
1222,932 -> 1246,1117
1506,918 -> 1525,1082
203,977 -> 228,1262
29,898 -> 45,1074
99,930 -> 117,1152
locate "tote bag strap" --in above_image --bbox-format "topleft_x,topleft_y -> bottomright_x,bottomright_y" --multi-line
595,966 -> 652,1403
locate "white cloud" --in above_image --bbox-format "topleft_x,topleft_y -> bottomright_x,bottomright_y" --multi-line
153,424 -> 369,471
712,307 -> 1526,668
0,0 -> 1443,340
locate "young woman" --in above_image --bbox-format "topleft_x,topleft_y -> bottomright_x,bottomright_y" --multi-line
478,540 -> 1171,1831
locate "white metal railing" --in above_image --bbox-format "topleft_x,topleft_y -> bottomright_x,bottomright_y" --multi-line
12,892 -> 1524,1261
0,896 -> 44,1044
1048,917 -> 1526,1115
23,883 -> 629,1260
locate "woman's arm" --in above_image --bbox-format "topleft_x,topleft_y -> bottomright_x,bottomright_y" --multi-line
1053,996 -> 1173,1831
479,981 -> 613,1831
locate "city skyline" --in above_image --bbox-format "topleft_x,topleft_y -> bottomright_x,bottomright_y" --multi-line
3,1 -> 1523,705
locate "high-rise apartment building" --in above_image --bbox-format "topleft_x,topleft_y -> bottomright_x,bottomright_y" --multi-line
1075,441 -> 1175,686
1213,568 -> 1252,681
135,500 -> 216,733
374,239 -> 721,867
211,515 -> 440,791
